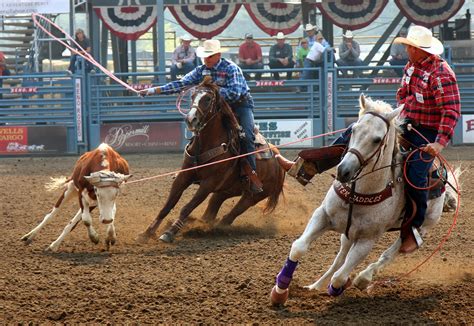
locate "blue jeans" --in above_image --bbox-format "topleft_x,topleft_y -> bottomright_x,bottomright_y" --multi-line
68,54 -> 93,73
232,96 -> 257,171
170,62 -> 195,80
239,63 -> 263,80
402,125 -> 437,228
302,58 -> 322,80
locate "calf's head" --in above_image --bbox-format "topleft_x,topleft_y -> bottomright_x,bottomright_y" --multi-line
84,171 -> 132,224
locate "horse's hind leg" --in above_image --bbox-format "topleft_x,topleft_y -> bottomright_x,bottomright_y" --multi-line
218,193 -> 266,226
137,172 -> 194,243
354,238 -> 402,290
270,206 -> 330,305
201,191 -> 237,224
21,181 -> 76,244
159,185 -> 212,243
306,234 -> 352,291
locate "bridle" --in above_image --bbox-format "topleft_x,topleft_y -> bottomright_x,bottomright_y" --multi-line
345,111 -> 391,181
189,88 -> 219,133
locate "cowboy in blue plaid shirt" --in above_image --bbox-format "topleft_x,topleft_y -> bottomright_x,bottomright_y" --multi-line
141,39 -> 263,194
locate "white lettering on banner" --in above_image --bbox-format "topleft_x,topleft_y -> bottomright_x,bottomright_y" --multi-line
255,80 -> 285,87
104,125 -> 150,149
462,115 -> 474,143
0,0 -> 69,15
372,77 -> 402,84
75,79 -> 83,142
255,119 -> 312,147
6,143 -> 45,152
10,87 -> 38,94
327,71 -> 333,132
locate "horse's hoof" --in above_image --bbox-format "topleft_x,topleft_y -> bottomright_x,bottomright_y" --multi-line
136,232 -> 151,244
327,284 -> 345,296
270,285 -> 289,306
159,232 -> 174,243
353,276 -> 371,291
89,233 -> 100,244
105,238 -> 116,251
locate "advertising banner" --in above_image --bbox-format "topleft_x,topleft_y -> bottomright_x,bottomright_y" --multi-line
462,115 -> 474,143
0,126 -> 67,154
0,0 -> 69,15
255,119 -> 312,148
101,122 -> 182,153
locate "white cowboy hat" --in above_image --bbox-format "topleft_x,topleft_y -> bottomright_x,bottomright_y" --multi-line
276,32 -> 285,40
394,25 -> 443,55
196,39 -> 227,58
181,34 -> 193,42
342,30 -> 354,38
305,23 -> 316,32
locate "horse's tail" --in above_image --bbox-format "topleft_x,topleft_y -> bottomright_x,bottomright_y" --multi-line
45,176 -> 69,192
443,165 -> 463,212
263,157 -> 286,214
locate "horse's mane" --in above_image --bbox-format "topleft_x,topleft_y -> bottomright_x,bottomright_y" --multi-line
199,77 -> 240,131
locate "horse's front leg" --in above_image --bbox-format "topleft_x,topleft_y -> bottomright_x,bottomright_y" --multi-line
137,171 -> 194,243
270,206 -> 330,306
354,237 -> 401,290
159,185 -> 212,243
201,191 -> 236,225
305,234 -> 353,291
329,238 -> 375,296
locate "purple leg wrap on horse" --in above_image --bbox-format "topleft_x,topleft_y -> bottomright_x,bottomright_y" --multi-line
327,284 -> 345,296
276,258 -> 298,289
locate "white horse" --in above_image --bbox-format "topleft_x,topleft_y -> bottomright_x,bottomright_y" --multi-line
270,94 -> 459,304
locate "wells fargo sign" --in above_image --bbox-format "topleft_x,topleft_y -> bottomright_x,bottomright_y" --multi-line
0,126 -> 67,154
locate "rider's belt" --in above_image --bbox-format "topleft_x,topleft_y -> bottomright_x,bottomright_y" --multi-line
230,93 -> 251,108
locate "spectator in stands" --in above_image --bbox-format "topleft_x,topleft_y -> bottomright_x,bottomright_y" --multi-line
304,23 -> 331,49
295,38 -> 310,68
238,33 -> 263,80
68,28 -> 93,74
0,51 -> 11,99
336,30 -> 363,77
302,32 -> 326,80
389,27 -> 409,77
269,32 -> 295,80
170,34 -> 197,81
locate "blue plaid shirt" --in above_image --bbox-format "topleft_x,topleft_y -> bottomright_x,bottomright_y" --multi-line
160,58 -> 250,103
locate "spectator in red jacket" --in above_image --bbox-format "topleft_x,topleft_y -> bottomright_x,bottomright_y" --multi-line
238,33 -> 263,80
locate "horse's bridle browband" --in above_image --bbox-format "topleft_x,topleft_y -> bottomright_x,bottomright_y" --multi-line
346,111 -> 391,175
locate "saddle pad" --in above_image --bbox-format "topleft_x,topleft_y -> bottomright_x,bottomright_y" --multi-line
254,132 -> 273,160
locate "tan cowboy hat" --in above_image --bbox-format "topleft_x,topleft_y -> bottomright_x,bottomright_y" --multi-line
342,30 -> 354,38
196,39 -> 227,58
276,32 -> 286,40
394,25 -> 443,55
305,23 -> 316,32
181,34 -> 193,42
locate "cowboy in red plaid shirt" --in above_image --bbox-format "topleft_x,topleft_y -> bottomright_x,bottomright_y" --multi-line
394,25 -> 460,253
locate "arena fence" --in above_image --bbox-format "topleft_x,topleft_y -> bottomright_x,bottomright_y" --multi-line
1,53 -> 473,156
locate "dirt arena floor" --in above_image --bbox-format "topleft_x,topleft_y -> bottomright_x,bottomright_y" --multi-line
1,147 -> 473,324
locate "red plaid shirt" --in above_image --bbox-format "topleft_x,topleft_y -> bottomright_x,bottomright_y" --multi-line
396,54 -> 460,146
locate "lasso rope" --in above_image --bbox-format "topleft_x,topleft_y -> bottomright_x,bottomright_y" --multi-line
31,13 -> 140,94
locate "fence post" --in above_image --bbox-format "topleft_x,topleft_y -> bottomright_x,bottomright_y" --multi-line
322,49 -> 336,146
73,57 -> 88,153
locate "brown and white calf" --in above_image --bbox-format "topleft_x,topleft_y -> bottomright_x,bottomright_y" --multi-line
21,143 -> 131,251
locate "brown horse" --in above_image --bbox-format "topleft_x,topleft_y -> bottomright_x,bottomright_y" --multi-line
138,78 -> 285,243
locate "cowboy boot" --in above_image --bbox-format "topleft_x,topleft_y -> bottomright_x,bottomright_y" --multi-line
399,195 -> 423,254
241,160 -> 263,194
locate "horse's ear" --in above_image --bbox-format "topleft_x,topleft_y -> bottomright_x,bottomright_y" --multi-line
359,93 -> 367,110
387,104 -> 404,121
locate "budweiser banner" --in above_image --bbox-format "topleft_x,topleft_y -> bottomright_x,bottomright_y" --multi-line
0,126 -> 67,155
101,122 -> 182,153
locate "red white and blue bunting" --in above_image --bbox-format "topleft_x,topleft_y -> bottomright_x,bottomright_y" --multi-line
395,0 -> 465,28
168,4 -> 241,39
94,6 -> 157,41
315,0 -> 388,30
244,3 -> 301,36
